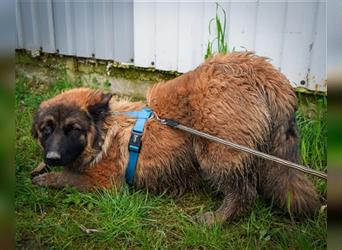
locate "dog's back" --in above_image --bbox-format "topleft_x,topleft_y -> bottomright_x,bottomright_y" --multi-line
148,52 -> 319,222
201,52 -> 319,218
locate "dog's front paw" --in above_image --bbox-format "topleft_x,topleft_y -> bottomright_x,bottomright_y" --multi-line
32,173 -> 56,187
30,162 -> 47,177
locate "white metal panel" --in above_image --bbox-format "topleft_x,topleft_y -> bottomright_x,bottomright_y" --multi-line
29,0 -> 39,50
254,1 -> 288,68
15,0 -> 23,49
52,0 -> 74,55
93,2 -> 115,60
17,0 -> 133,62
113,1 -> 134,62
280,2 -> 318,88
64,1 -> 75,55
46,0 -> 56,53
0,0 -> 14,52
155,2 -> 179,71
308,2 -> 327,91
228,2 -> 258,51
33,0 -> 55,53
18,0 -> 37,50
133,0 -> 325,91
328,0 -> 342,69
177,2 -> 204,72
72,1 -> 94,58
133,2 -> 156,67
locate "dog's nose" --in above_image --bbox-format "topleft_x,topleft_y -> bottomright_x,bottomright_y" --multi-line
46,151 -> 61,160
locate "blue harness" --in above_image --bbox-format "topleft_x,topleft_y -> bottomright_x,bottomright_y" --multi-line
115,107 -> 153,184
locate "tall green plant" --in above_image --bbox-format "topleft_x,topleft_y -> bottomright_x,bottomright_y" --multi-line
205,3 -> 229,59
296,94 -> 327,171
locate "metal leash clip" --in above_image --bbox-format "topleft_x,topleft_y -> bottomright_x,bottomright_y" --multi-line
152,111 -> 168,125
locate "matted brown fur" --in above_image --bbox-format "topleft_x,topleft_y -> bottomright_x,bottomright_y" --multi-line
32,52 -> 319,224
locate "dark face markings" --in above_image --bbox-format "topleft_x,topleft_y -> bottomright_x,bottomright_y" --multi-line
36,104 -> 91,167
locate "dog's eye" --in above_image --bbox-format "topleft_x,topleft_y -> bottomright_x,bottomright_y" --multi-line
72,126 -> 81,132
64,124 -> 82,134
42,125 -> 53,137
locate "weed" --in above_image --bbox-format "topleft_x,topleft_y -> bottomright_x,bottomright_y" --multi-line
205,3 -> 229,59
296,93 -> 327,171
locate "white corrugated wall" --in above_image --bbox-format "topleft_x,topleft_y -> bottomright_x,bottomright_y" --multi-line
16,0 -> 134,62
134,0 -> 326,91
15,0 -> 326,92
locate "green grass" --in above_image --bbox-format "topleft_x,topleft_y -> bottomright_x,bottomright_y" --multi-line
205,3 -> 229,59
296,93 -> 327,171
15,77 -> 327,249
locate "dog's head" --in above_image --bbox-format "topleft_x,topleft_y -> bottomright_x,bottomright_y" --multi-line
32,88 -> 112,167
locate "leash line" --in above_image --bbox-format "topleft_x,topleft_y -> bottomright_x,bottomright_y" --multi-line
153,113 -> 327,180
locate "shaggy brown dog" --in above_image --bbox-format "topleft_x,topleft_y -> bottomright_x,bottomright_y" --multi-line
32,52 -> 319,224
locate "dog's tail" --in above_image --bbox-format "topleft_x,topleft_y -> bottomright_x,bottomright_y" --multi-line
259,114 -> 319,217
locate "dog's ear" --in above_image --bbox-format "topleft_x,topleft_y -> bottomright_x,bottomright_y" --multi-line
87,91 -> 113,122
31,109 -> 41,138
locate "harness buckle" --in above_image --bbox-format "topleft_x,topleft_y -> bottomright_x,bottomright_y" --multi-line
128,130 -> 143,152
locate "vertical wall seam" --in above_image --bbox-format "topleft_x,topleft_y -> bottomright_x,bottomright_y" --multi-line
153,1 -> 156,66
65,1 -> 74,55
30,0 -> 39,49
102,2 -> 107,58
88,1 -> 95,57
132,0 -> 136,64
46,0 -> 56,52
279,0 -> 289,72
176,2 -> 180,71
16,0 -> 23,48
252,0 -> 259,51
226,1 -> 231,52
112,2 -> 116,60
84,2 -> 89,56
200,0 -> 205,59
306,1 -> 320,86
130,0 -> 134,63
324,1 -> 327,83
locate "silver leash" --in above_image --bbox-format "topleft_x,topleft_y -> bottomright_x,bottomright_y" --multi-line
152,112 -> 327,180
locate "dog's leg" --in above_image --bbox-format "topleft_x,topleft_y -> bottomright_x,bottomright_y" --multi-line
32,170 -> 95,191
198,183 -> 257,225
198,192 -> 239,225
30,162 -> 47,176
194,138 -> 258,225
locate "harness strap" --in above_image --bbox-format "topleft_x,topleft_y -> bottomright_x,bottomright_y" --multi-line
113,107 -> 327,183
120,107 -> 152,184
